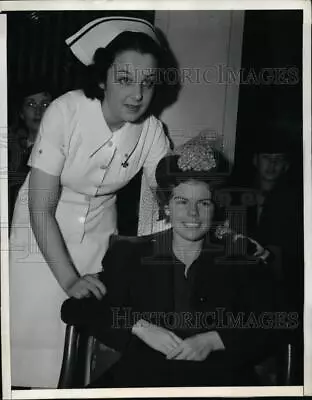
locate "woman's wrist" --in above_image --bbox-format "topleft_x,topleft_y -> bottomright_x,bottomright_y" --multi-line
57,268 -> 80,293
132,319 -> 150,336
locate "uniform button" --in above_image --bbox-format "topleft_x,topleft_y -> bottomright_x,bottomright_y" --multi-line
78,216 -> 86,224
107,140 -> 113,147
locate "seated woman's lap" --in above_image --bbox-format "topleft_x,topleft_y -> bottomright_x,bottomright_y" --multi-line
88,345 -> 248,387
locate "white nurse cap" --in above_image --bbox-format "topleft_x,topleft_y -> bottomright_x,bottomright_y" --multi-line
66,16 -> 159,66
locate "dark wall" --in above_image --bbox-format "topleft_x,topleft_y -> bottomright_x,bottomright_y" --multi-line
7,11 -> 154,92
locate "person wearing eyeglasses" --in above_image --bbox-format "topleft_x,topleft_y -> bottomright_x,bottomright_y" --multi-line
8,81 -> 52,224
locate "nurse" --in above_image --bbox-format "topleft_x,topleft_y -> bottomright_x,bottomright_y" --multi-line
10,16 -> 171,388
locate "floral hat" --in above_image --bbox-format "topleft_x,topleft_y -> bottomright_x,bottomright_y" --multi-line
156,131 -> 230,190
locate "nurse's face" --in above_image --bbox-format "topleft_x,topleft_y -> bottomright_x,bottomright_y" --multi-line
101,50 -> 157,131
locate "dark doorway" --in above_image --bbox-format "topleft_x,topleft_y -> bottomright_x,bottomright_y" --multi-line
234,10 -> 303,185
233,10 -> 303,385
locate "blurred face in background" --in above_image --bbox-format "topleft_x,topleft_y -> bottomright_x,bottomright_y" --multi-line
254,153 -> 289,183
20,91 -> 52,135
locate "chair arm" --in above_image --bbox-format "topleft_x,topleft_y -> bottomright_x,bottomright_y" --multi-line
276,343 -> 295,385
58,324 -> 80,388
58,324 -> 95,388
285,343 -> 293,385
278,341 -> 303,386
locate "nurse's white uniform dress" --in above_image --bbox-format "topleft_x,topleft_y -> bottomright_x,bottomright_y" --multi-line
9,90 -> 169,388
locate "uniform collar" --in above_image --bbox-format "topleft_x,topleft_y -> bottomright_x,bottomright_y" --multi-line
86,98 -> 143,159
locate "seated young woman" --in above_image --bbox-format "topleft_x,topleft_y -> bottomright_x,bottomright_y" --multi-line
61,135 -> 294,387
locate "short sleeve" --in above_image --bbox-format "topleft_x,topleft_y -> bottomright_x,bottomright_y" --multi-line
28,99 -> 67,176
143,118 -> 170,187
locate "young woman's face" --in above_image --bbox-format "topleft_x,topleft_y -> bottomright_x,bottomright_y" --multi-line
21,92 -> 52,133
168,180 -> 215,243
101,50 -> 157,130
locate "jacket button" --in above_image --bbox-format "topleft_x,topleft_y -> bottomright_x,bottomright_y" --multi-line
107,140 -> 113,147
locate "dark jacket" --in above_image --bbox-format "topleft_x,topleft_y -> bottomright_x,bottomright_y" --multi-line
61,230 -> 296,387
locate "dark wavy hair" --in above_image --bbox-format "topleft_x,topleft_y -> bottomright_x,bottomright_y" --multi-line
155,152 -> 230,225
82,31 -> 165,101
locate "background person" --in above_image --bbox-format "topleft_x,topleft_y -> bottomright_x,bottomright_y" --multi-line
8,81 -> 53,224
228,133 -> 304,384
231,134 -> 303,310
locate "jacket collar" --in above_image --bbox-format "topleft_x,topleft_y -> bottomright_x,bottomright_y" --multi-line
150,229 -> 224,260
